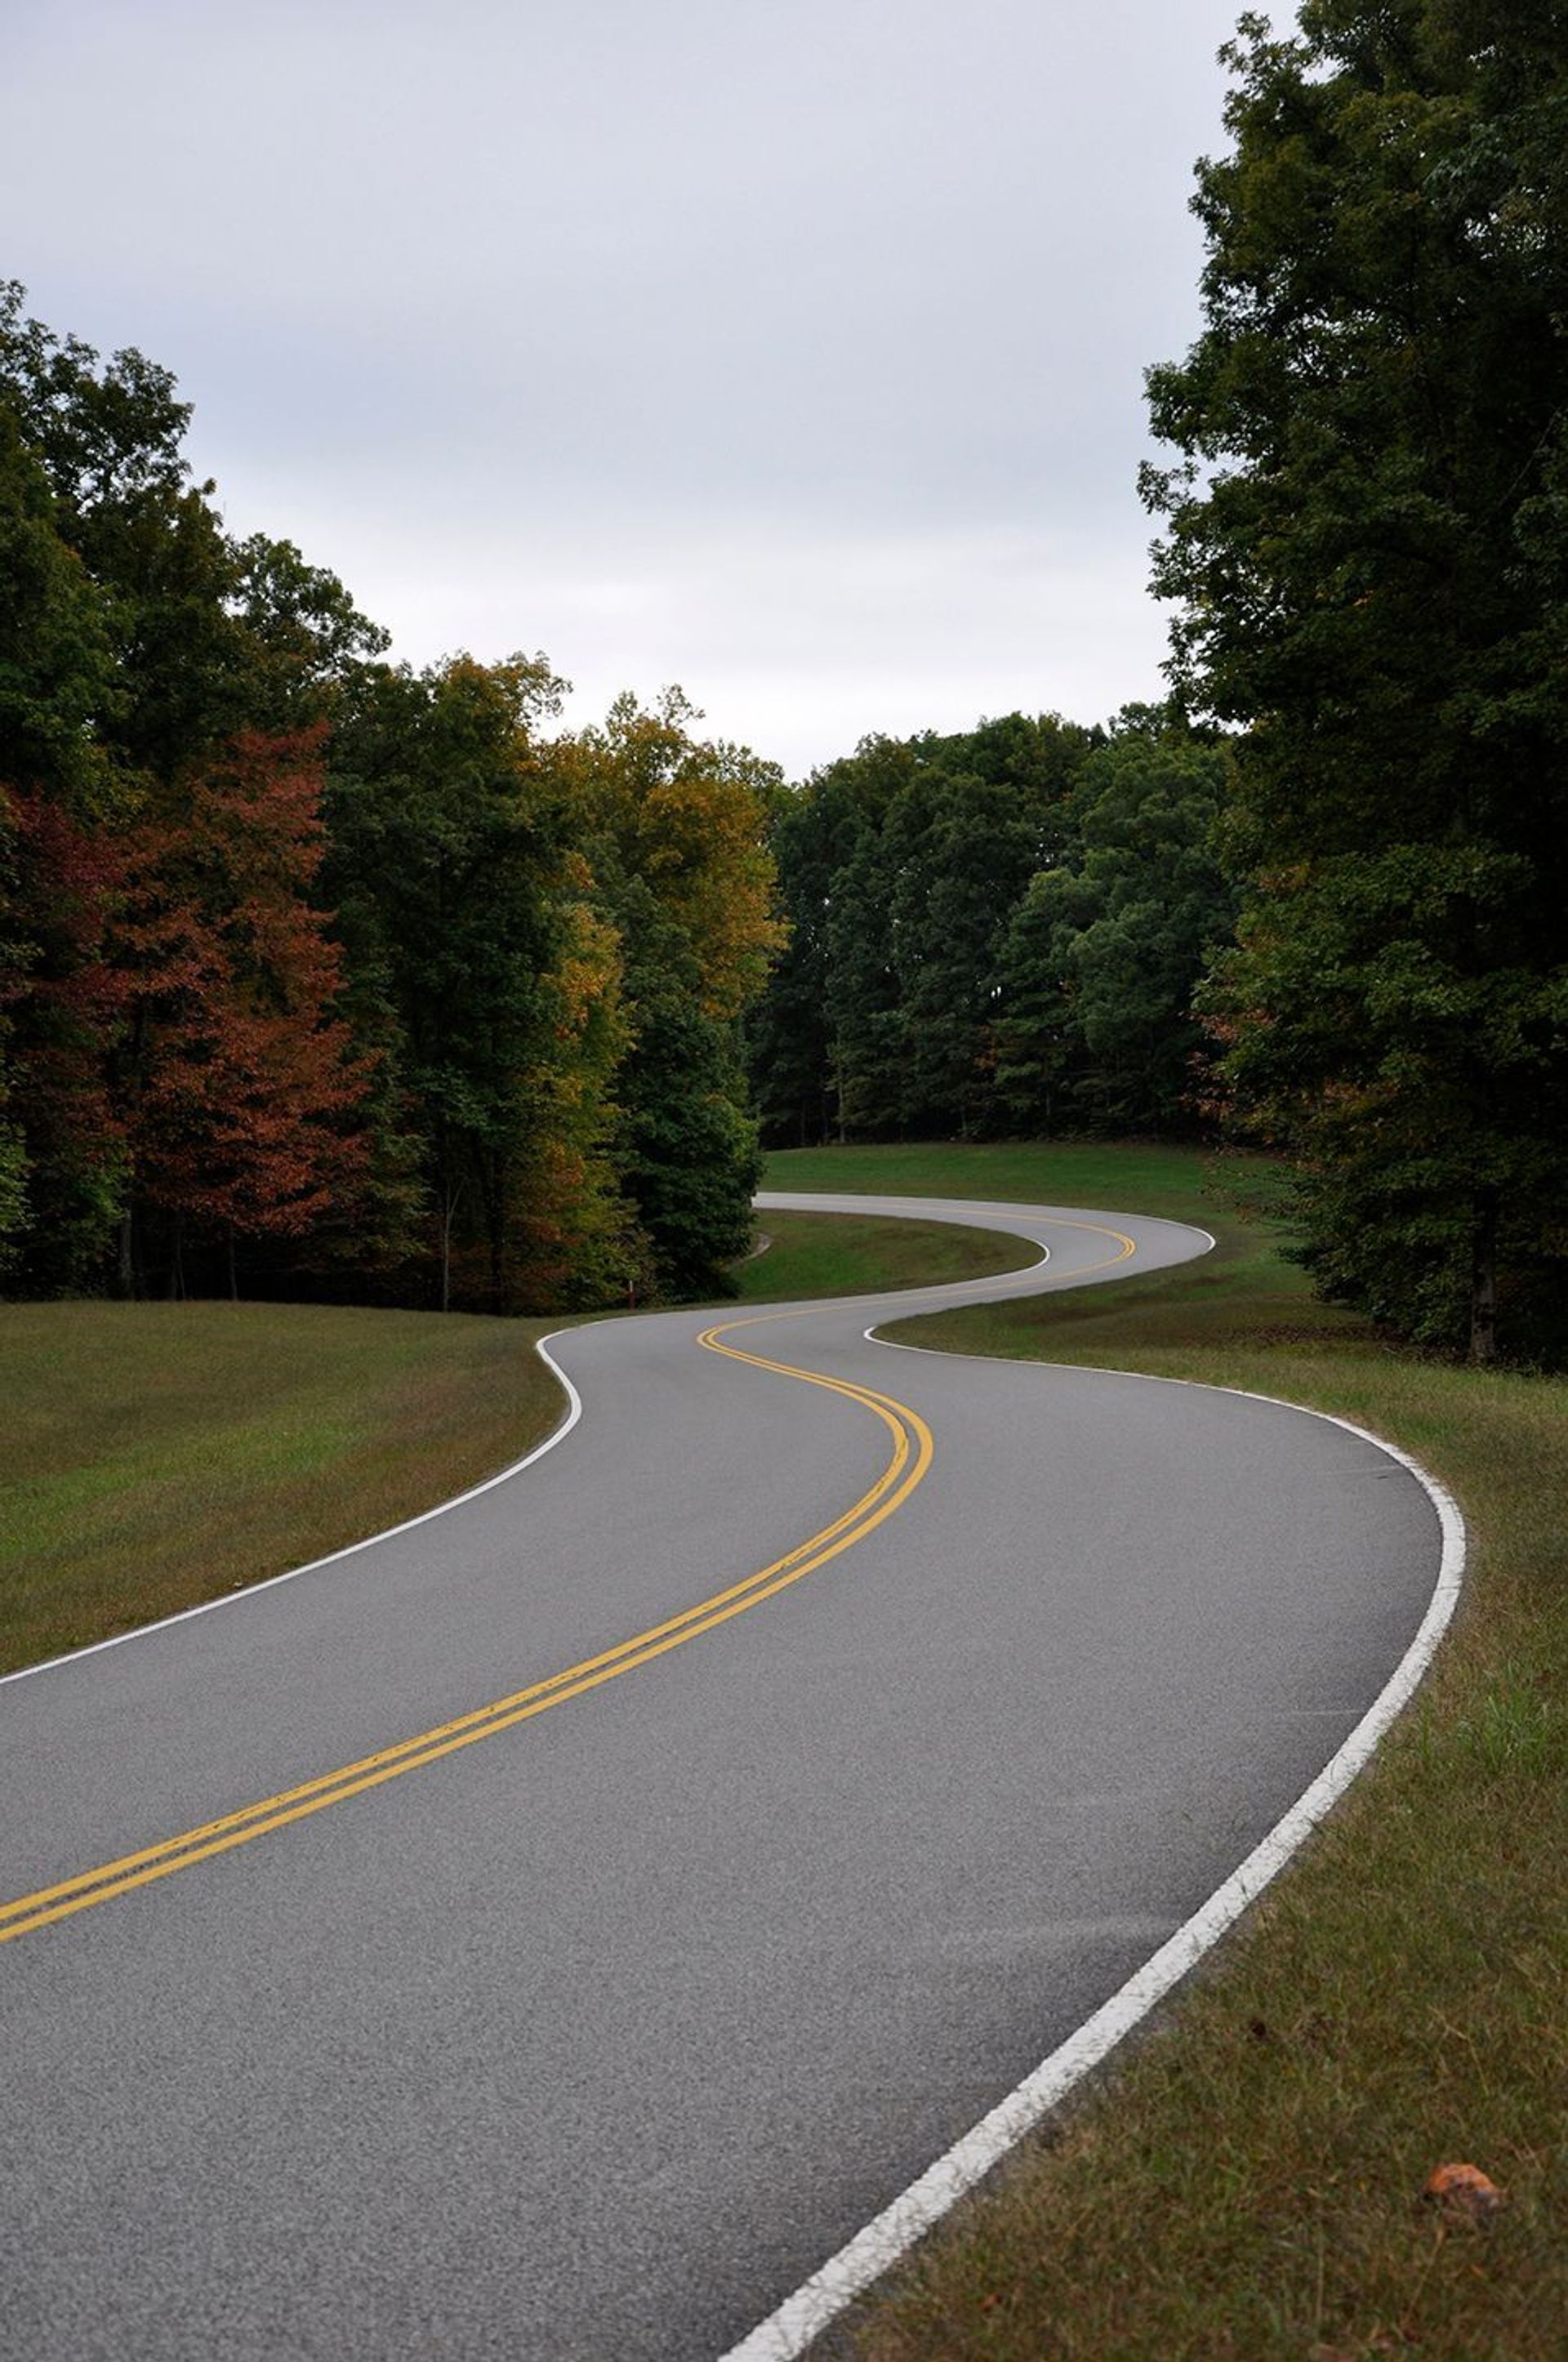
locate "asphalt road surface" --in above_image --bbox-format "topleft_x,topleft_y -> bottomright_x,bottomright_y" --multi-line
0,1194 -> 1444,2360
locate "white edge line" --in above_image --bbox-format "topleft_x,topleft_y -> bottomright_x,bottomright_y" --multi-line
720,1351 -> 1464,2362
0,1335 -> 584,1690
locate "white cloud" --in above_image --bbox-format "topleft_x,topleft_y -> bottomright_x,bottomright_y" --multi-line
4,0 -> 1241,773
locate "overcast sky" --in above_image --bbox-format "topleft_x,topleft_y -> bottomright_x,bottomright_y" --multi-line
7,0 -> 1247,778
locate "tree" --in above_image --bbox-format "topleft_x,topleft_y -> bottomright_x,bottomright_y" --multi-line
109,732 -> 375,1295
994,717 -> 1235,1135
326,655 -> 647,1312
553,690 -> 782,1298
227,533 -> 391,732
2,284 -> 391,782
2,791 -> 130,1288
0,401 -> 122,1273
1144,2 -> 1568,1361
749,741 -> 905,1146
752,715 -> 1094,1143
0,281 -> 252,781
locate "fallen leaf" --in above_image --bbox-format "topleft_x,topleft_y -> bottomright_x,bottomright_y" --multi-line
1421,2162 -> 1506,2221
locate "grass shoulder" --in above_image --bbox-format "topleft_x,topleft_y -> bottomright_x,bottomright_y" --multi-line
0,1299 -> 564,1678
736,1208 -> 1036,1302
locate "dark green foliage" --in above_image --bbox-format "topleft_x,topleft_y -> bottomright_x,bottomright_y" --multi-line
995,718 -> 1235,1134
615,886 -> 762,1297
324,656 -> 581,1312
0,403 -> 122,1270
1,283 -> 390,782
749,710 -> 1228,1146
753,718 -> 1098,1143
0,406 -> 116,809
1146,3 -> 1568,1361
228,534 -> 392,733
746,747 -> 898,1147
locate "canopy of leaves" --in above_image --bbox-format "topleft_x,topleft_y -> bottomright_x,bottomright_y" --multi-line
747,710 -> 1230,1148
1145,2 -> 1568,1361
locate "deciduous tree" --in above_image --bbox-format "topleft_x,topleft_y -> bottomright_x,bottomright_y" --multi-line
109,732 -> 374,1295
554,691 -> 782,1297
1144,2 -> 1568,1360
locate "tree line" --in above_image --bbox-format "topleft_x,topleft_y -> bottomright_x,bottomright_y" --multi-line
6,0 -> 1566,1365
0,283 -> 779,1311
746,706 -> 1235,1148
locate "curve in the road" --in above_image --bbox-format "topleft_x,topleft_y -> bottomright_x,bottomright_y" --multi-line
0,1317 -> 936,1947
0,1195 -> 1461,2362
0,1207 -> 1132,1945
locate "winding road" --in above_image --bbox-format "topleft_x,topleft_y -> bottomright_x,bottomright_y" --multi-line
0,1194 -> 1447,2360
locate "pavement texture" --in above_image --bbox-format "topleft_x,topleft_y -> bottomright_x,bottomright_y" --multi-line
0,1196 -> 1442,2360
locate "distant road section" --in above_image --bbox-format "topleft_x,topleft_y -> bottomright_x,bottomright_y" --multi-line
0,1196 -> 1441,2360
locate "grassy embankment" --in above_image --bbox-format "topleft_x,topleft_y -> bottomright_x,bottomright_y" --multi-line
761,1143 -> 1566,2362
737,1206 -> 1036,1301
0,1302 -> 564,1678
0,1210 -> 1023,1678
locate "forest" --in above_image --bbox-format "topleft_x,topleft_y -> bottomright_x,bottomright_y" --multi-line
3,2 -> 1567,1361
0,282 -> 782,1314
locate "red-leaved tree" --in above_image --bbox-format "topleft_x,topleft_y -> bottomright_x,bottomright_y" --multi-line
109,730 -> 374,1292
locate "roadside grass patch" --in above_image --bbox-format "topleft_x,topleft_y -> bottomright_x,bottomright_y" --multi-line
0,1301 -> 562,1676
764,1139 -> 1249,1223
737,1210 -> 1035,1301
761,1146 -> 1568,2360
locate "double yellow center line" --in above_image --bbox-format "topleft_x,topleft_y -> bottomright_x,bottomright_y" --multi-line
0,1315 -> 934,1949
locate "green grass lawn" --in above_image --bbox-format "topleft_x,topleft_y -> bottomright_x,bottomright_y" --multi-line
764,1137 -> 1267,1223
737,1208 -> 1036,1301
0,1300 -> 567,1677
764,1145 -> 1567,2362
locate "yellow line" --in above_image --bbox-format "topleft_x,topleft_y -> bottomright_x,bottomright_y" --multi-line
2,1216 -> 1139,1948
0,1317 -> 937,1948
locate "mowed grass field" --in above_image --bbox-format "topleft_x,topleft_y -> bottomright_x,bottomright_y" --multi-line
0,1208 -> 1023,1678
764,1143 -> 1568,2362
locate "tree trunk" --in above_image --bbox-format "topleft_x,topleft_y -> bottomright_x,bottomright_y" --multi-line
485,1153 -> 506,1315
227,1227 -> 238,1303
117,1209 -> 136,1299
1468,1186 -> 1499,1366
439,1184 -> 459,1314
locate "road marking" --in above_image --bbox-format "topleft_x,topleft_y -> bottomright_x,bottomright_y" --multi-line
0,1320 -> 934,1949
